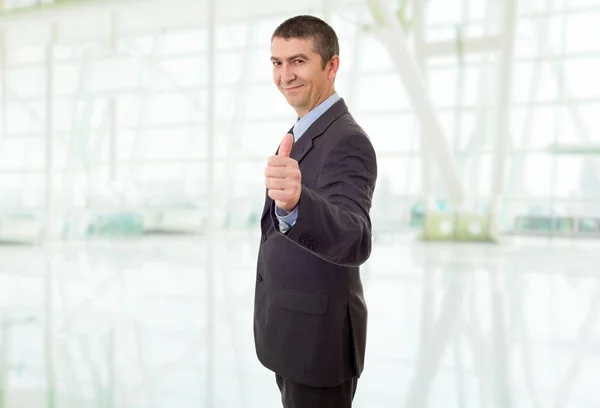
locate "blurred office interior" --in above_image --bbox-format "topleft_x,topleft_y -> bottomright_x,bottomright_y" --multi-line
0,0 -> 599,406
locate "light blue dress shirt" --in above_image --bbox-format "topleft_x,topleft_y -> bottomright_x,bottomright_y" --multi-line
275,92 -> 341,233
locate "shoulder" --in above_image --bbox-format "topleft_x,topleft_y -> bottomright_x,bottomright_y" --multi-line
320,113 -> 377,178
327,112 -> 375,156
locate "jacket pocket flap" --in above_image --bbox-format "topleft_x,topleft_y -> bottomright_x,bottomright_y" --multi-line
275,288 -> 328,315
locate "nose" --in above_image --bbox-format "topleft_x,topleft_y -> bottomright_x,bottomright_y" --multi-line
281,64 -> 296,84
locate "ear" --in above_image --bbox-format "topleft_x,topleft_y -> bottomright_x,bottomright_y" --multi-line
327,55 -> 340,80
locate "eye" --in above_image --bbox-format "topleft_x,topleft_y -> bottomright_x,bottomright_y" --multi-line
293,59 -> 304,64
272,61 -> 281,66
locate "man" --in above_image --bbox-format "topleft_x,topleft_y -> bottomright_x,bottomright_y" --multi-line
253,15 -> 378,408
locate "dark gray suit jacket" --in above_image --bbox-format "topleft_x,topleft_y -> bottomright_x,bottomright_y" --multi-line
253,98 -> 377,388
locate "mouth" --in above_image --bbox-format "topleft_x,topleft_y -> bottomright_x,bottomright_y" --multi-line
283,85 -> 303,91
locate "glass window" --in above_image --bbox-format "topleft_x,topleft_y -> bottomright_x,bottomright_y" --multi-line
425,0 -> 465,25
353,74 -> 409,112
511,106 -> 560,148
507,153 -> 554,197
5,102 -> 44,134
356,113 -> 419,153
162,28 -> 207,55
562,57 -> 600,99
358,36 -> 395,74
566,11 -> 600,52
512,61 -> 558,103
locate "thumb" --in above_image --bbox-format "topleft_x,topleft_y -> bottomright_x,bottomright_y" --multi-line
278,133 -> 294,157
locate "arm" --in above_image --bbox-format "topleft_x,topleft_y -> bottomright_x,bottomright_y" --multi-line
279,133 -> 377,267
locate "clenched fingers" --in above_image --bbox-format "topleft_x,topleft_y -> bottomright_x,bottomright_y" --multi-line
264,166 -> 301,179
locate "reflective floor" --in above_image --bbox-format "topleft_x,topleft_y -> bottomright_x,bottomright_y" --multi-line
1,231 -> 599,407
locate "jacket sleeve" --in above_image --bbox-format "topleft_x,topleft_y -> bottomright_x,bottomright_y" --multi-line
279,132 -> 378,267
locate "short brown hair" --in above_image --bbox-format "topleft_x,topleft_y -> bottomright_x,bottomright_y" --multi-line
272,15 -> 339,69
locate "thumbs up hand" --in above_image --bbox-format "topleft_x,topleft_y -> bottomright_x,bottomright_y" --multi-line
265,133 -> 302,213
277,132 -> 293,158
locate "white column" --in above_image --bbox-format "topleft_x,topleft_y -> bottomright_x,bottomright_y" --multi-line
0,316 -> 6,408
322,0 -> 332,22
489,0 -> 517,221
344,6 -> 364,109
44,23 -> 57,240
412,0 -> 435,212
468,0 -> 495,201
205,0 -> 216,406
44,256 -> 56,408
109,13 -> 118,183
109,98 -> 117,183
0,28 -> 6,142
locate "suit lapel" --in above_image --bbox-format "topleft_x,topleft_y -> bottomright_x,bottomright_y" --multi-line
290,98 -> 348,163
261,98 -> 349,220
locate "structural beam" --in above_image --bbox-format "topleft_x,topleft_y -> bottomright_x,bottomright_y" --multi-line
423,35 -> 503,57
367,0 -> 466,207
548,143 -> 600,155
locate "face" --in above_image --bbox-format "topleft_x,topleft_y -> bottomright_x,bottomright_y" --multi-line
270,36 -> 339,117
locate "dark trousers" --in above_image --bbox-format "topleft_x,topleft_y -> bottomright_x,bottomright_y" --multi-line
275,374 -> 358,408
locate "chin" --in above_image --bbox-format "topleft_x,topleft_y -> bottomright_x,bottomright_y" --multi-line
285,97 -> 301,107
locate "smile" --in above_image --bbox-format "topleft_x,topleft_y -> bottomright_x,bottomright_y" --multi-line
284,85 -> 303,91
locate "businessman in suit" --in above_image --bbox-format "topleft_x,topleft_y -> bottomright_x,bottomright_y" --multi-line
254,15 -> 378,408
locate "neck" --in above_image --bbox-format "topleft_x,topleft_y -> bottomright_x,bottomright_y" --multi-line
296,88 -> 336,118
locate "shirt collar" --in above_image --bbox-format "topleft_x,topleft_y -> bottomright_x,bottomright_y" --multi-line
292,92 -> 340,142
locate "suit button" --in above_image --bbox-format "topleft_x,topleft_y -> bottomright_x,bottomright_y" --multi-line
261,234 -> 267,242
256,274 -> 263,283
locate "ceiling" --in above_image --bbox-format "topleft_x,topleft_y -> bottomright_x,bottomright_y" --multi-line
0,0 -> 368,46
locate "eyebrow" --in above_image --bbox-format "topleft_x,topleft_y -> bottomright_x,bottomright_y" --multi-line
270,53 -> 310,62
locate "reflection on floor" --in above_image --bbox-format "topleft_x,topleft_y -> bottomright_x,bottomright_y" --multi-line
0,231 -> 599,407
